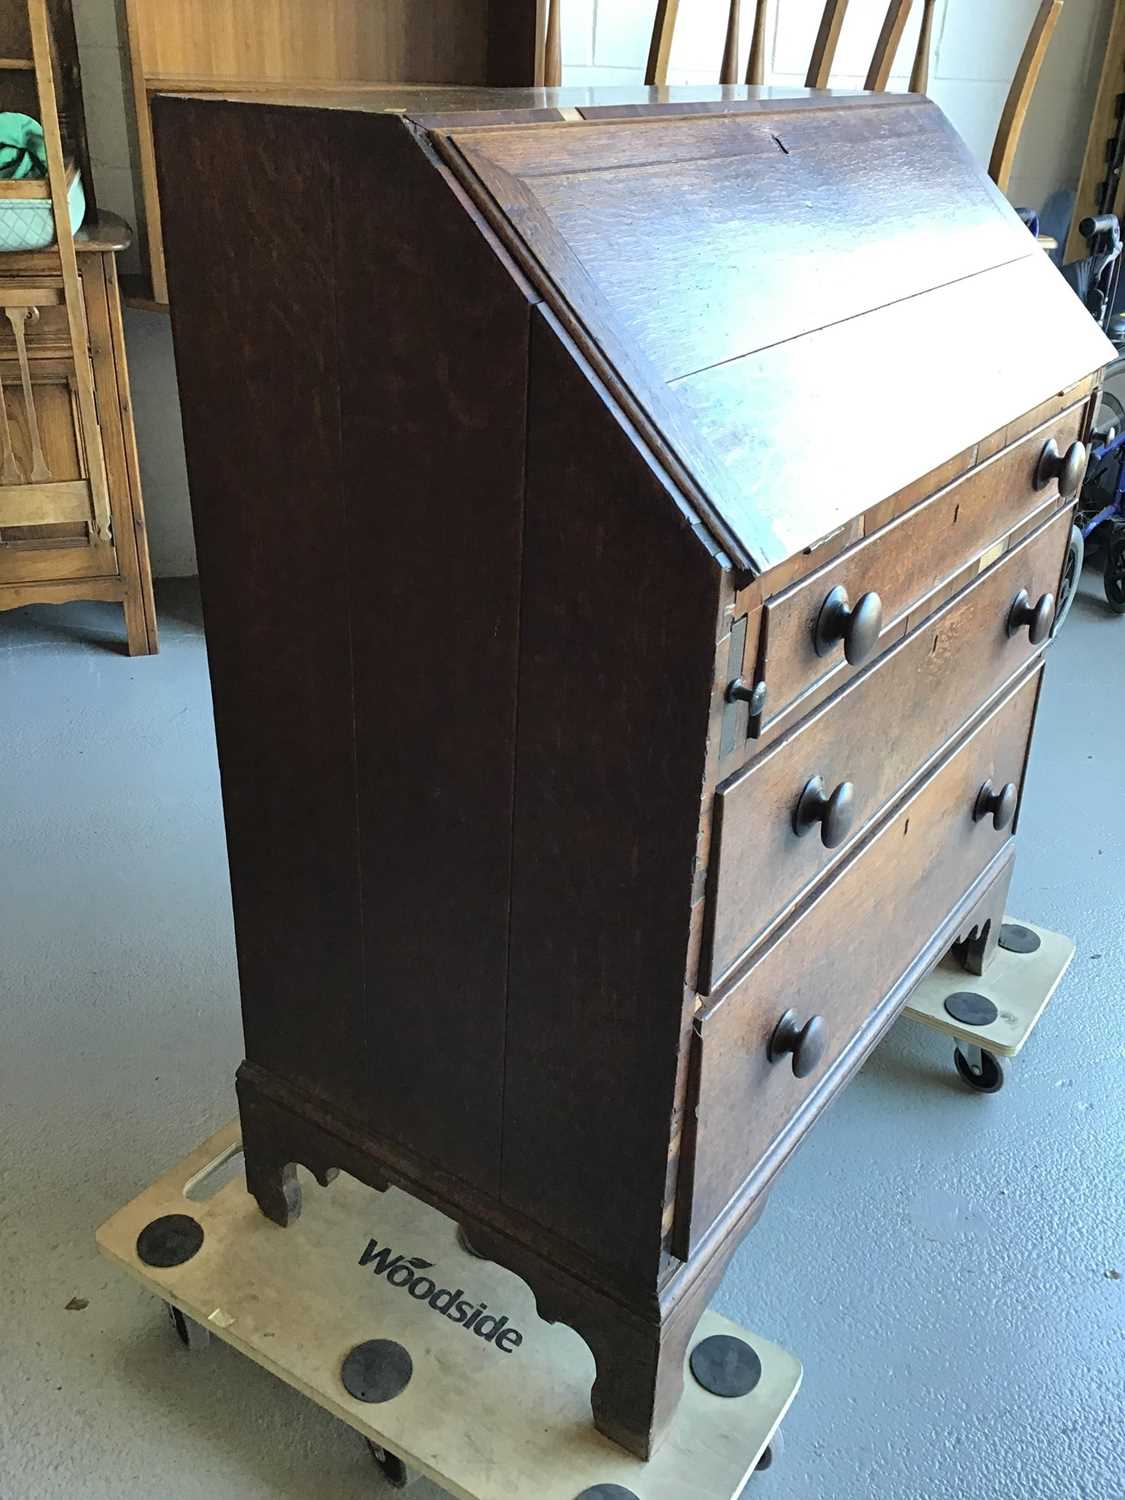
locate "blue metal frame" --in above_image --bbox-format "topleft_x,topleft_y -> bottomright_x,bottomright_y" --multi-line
1079,424 -> 1125,543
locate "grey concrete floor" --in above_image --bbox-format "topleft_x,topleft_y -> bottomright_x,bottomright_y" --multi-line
1,575 -> 1123,1500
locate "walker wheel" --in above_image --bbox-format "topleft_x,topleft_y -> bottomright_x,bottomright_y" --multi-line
166,1302 -> 211,1351
953,1045 -> 1005,1093
1103,526 -> 1125,614
1052,524 -> 1084,635
366,1438 -> 419,1489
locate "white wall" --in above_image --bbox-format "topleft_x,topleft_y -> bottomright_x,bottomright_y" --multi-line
71,0 -> 1113,577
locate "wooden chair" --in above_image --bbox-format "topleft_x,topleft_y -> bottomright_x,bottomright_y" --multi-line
810,0 -> 937,91
642,0 -> 932,91
0,0 -> 157,652
646,0 -> 771,85
988,0 -> 1063,196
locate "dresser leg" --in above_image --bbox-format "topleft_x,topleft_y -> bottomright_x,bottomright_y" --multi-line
584,1287 -> 707,1459
464,1220 -> 739,1461
237,1069 -> 348,1228
951,851 -> 1014,977
244,1155 -> 303,1227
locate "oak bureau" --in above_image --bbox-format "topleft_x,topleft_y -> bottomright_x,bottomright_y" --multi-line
153,85 -> 1112,1459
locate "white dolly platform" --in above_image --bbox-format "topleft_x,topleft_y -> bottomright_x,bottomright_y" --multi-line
96,1122 -> 802,1499
904,919 -> 1075,1092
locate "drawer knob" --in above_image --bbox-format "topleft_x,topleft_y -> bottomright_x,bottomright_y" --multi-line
793,775 -> 856,848
1036,437 -> 1087,499
814,586 -> 883,665
727,677 -> 768,716
974,778 -> 1018,832
768,1009 -> 828,1079
1007,588 -> 1054,645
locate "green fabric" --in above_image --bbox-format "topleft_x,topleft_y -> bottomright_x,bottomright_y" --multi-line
0,113 -> 48,181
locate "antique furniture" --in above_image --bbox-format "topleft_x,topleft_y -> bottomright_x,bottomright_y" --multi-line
154,84 -> 1111,1460
0,0 -> 156,654
119,0 -> 557,307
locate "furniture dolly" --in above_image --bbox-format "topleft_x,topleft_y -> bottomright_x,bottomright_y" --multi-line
904,919 -> 1075,1094
97,1121 -> 801,1499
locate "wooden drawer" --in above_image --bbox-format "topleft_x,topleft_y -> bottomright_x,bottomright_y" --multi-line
702,507 -> 1071,991
681,667 -> 1042,1253
749,404 -> 1084,734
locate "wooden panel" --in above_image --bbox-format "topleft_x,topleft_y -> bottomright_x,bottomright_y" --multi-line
444,99 -> 1111,571
131,0 -> 491,85
332,113 -> 532,1194
503,307 -> 722,1282
0,298 -> 68,358
122,3 -> 545,304
0,476 -> 88,525
153,99 -> 368,1116
521,108 -> 1022,383
685,668 -> 1042,1249
670,251 -> 1111,570
704,508 -> 1070,990
753,403 -> 1085,731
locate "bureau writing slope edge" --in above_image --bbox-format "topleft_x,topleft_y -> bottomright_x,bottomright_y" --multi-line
153,87 -> 1112,1459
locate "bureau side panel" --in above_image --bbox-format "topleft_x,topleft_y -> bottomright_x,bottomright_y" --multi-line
153,100 -> 365,1112
333,116 -> 532,1193
503,308 -> 723,1281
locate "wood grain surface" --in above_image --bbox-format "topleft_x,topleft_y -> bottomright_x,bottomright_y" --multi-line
752,404 -> 1084,730
685,667 -> 1042,1248
704,508 -> 1070,989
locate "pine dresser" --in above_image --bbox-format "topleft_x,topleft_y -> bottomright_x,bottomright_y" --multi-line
152,85 -> 1113,1459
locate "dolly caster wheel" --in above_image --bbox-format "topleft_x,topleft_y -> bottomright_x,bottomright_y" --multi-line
756,1424 -> 784,1471
166,1302 -> 211,1351
953,1044 -> 1005,1093
366,1438 -> 419,1489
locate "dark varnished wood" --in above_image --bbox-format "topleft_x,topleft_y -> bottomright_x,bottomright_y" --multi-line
332,113 -> 533,1192
441,99 -> 1110,571
156,101 -> 368,1118
684,668 -> 1042,1252
752,404 -> 1085,732
155,88 -> 1107,1463
704,508 -> 1071,990
503,307 -> 723,1282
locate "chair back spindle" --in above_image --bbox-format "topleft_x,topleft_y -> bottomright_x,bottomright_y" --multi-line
720,0 -> 742,85
544,0 -> 562,86
806,0 -> 851,89
646,0 -> 678,85
865,0 -> 913,92
746,0 -> 769,85
909,0 -> 937,92
989,0 -> 1062,195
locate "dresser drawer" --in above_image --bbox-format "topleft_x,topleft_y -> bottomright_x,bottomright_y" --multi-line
681,668 -> 1041,1253
702,507 -> 1070,990
749,405 -> 1084,734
